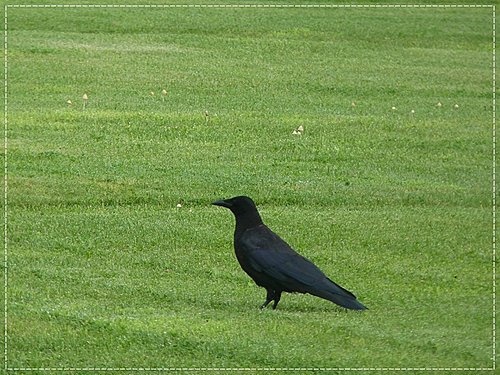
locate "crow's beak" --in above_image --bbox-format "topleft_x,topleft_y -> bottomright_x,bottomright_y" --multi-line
212,199 -> 232,208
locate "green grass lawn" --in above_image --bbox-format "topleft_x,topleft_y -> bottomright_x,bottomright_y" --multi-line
3,1 -> 495,373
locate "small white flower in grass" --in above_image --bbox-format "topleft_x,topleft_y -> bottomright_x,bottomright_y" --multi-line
67,99 -> 72,107
351,101 -> 356,107
292,125 -> 304,135
176,203 -> 182,208
391,106 -> 396,111
82,94 -> 88,110
454,104 -> 459,109
150,91 -> 155,96
411,109 -> 415,114
161,89 -> 168,102
436,101 -> 442,108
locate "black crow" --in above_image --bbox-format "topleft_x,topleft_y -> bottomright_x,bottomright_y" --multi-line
212,196 -> 367,310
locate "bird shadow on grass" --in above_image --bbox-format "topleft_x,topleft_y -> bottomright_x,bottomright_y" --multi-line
231,297 -> 362,315
263,303 -> 354,315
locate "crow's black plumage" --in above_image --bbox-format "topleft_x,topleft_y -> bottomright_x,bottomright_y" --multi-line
212,196 -> 367,310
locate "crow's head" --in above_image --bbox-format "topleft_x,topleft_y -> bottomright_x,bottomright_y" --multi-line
212,195 -> 256,213
212,196 -> 263,227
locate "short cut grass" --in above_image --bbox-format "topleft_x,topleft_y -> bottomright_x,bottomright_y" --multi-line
3,1 -> 494,371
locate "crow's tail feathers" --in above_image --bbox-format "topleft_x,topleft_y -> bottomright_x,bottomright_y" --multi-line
313,290 -> 368,310
330,293 -> 367,310
312,279 -> 368,311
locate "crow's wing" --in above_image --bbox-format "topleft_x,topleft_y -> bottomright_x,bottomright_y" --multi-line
239,225 -> 356,298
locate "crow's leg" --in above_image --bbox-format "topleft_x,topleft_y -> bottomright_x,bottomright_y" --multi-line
260,289 -> 275,309
272,291 -> 282,310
